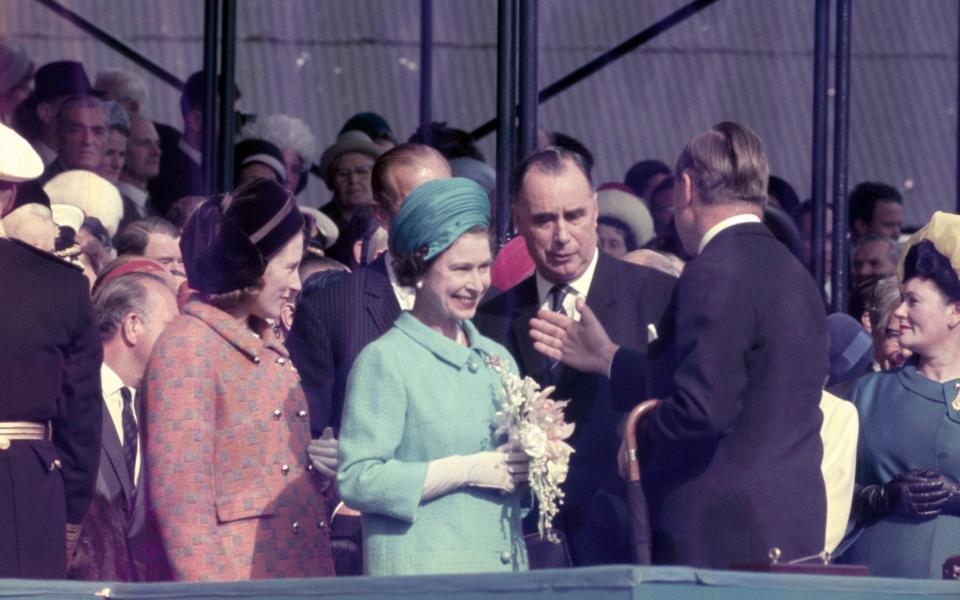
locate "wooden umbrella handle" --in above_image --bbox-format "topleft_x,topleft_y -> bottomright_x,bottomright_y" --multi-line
623,399 -> 662,483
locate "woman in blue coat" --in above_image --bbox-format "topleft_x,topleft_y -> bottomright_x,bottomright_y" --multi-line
337,178 -> 530,576
847,212 -> 960,578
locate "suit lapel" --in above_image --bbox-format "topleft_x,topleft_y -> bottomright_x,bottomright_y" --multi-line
363,256 -> 401,335
584,253 -> 620,328
554,254 -> 618,392
101,400 -> 136,508
508,278 -> 545,380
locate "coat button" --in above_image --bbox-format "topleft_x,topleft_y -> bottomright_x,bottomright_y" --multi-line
500,551 -> 512,564
253,356 -> 261,364
272,409 -> 282,419
468,361 -> 479,373
276,357 -> 286,366
281,464 -> 290,475
297,409 -> 308,419
292,521 -> 301,533
318,520 -> 329,532
50,458 -> 62,471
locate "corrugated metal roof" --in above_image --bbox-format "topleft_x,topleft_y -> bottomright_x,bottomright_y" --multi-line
1,0 -> 957,227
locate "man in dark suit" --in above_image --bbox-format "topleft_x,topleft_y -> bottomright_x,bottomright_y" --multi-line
0,123 -> 103,578
530,122 -> 828,568
475,147 -> 675,565
148,72 -> 207,217
91,270 -> 178,580
287,143 -> 451,436
116,114 -> 162,229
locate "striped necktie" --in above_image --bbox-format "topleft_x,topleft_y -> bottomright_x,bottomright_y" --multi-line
120,387 -> 138,485
546,284 -> 575,376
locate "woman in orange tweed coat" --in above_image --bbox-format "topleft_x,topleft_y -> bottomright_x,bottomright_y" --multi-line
144,179 -> 335,581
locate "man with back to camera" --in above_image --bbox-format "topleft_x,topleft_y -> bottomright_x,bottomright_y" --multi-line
529,123 -> 828,567
0,122 -> 103,578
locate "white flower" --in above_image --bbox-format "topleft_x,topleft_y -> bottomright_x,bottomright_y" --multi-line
546,459 -> 568,483
520,425 -> 548,458
487,355 -> 575,543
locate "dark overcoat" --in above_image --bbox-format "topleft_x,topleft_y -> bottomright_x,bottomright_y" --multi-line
475,251 -> 675,563
612,222 -> 828,567
0,238 -> 102,578
286,253 -> 400,436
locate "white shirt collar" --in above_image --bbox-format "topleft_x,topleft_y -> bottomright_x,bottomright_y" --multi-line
117,181 -> 150,214
179,138 -> 202,165
384,251 -> 417,311
697,213 -> 762,254
535,248 -> 599,321
101,362 -> 126,399
100,362 -> 141,480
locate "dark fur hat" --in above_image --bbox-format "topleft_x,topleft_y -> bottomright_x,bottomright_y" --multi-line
180,178 -> 303,294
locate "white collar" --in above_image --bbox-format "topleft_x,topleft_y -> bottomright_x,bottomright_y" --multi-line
100,362 -> 128,399
117,181 -> 149,210
179,138 -> 202,165
697,213 -> 762,254
535,248 -> 599,309
384,251 -> 417,311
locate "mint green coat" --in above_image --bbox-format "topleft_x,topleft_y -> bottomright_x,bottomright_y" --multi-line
338,312 -> 528,576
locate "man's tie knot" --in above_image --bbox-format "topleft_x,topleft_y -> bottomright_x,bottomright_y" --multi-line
550,284 -> 576,315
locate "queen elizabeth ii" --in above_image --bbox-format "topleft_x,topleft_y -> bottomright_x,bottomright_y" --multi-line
337,177 -> 530,576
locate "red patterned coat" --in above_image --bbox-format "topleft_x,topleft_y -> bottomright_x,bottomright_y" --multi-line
144,301 -> 334,581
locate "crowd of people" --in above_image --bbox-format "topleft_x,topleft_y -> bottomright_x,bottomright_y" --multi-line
0,41 -> 958,583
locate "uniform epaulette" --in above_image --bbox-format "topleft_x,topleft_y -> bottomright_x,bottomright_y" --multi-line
7,238 -> 84,272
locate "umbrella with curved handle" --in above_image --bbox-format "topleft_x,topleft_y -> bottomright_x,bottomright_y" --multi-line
623,398 -> 662,565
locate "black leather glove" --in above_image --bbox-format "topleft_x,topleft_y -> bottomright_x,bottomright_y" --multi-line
938,473 -> 960,516
853,469 -> 948,522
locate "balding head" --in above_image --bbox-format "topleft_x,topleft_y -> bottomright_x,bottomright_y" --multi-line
371,143 -> 451,228
121,114 -> 161,186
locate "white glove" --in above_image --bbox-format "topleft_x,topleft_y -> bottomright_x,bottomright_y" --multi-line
421,446 -> 530,501
499,442 -> 530,489
307,427 -> 338,480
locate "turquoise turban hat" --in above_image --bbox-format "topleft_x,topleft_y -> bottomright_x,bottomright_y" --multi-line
389,177 -> 491,260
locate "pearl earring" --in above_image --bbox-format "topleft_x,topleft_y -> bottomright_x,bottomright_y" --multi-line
415,281 -> 424,289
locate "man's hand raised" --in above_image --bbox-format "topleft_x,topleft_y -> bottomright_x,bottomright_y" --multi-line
529,297 -> 620,376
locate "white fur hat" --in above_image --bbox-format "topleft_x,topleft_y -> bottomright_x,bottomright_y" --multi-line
597,188 -> 655,248
43,170 -> 123,237
0,123 -> 42,183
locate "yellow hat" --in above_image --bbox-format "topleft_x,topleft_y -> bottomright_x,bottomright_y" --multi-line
0,123 -> 42,183
897,211 -> 960,281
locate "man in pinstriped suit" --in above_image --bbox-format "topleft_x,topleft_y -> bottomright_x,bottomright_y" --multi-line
287,143 -> 451,436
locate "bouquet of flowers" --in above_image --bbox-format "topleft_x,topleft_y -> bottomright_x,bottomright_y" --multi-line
485,355 -> 575,543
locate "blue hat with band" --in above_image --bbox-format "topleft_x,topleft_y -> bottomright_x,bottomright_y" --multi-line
389,177 -> 490,261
